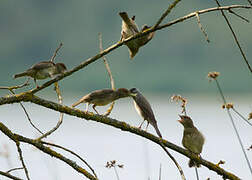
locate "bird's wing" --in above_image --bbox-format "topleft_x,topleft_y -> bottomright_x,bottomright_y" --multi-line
31,61 -> 55,71
134,93 -> 156,121
88,89 -> 115,100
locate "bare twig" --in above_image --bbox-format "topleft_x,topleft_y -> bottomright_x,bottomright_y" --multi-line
10,90 -> 44,135
195,12 -> 210,43
0,79 -> 30,90
6,167 -> 24,174
0,96 -> 241,180
159,164 -> 162,180
195,167 -> 199,180
213,0 -> 252,73
16,142 -> 30,180
36,82 -> 63,140
42,141 -> 98,178
0,123 -> 97,180
231,108 -> 252,127
50,43 -> 63,62
159,144 -> 186,180
99,33 -> 115,116
228,9 -> 250,23
153,0 -> 181,28
208,72 -> 252,176
20,5 -> 251,96
0,170 -> 23,180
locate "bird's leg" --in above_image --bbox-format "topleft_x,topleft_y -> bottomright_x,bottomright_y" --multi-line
92,105 -> 100,115
138,120 -> 145,129
85,103 -> 89,112
34,79 -> 39,88
145,122 -> 149,131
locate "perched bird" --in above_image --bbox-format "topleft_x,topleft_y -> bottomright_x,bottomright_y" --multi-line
129,88 -> 162,138
119,12 -> 155,59
13,61 -> 67,88
72,88 -> 133,114
178,115 -> 205,167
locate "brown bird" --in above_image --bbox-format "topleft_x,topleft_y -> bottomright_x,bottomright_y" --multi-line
119,12 -> 155,59
178,115 -> 205,167
13,61 -> 67,88
72,88 -> 133,114
129,88 -> 162,138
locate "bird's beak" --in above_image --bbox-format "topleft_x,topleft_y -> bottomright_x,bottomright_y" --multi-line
130,93 -> 137,97
177,119 -> 183,124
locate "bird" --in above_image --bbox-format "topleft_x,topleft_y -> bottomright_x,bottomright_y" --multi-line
129,88 -> 162,138
72,88 -> 133,114
119,12 -> 155,59
178,115 -> 205,167
13,61 -> 67,88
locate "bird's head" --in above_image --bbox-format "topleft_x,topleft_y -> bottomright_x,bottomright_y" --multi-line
178,115 -> 194,128
55,63 -> 67,74
129,88 -> 139,97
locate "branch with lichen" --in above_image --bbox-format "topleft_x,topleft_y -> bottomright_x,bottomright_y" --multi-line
0,122 -> 97,180
0,94 -> 241,180
11,5 -> 251,97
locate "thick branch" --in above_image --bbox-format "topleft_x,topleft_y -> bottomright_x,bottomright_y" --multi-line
0,122 -> 97,180
0,94 -> 241,179
0,170 -> 23,180
18,5 -> 251,95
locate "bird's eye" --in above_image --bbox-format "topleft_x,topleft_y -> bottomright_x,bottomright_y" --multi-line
130,88 -> 137,93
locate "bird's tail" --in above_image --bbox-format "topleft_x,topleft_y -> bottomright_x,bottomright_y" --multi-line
189,159 -> 201,168
119,12 -> 131,25
72,98 -> 86,108
13,72 -> 28,79
153,122 -> 162,138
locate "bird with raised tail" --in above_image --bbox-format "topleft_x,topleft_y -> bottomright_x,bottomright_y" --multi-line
13,61 -> 67,88
119,12 -> 155,59
178,115 -> 205,167
129,88 -> 162,138
72,88 -> 134,114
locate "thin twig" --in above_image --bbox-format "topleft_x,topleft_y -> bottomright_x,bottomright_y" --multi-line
231,108 -> 252,127
0,170 -> 23,180
214,0 -> 252,73
22,5 -> 251,96
42,141 -> 98,178
10,90 -> 44,135
228,9 -> 250,23
99,33 -> 115,116
159,164 -> 162,180
159,143 -> 186,180
16,142 -> 30,180
6,167 -> 24,174
0,79 -> 30,90
36,82 -> 63,140
153,0 -> 181,28
195,167 -> 200,180
195,12 -> 210,43
113,167 -> 120,180
214,79 -> 252,175
50,43 -> 63,62
0,98 -> 241,179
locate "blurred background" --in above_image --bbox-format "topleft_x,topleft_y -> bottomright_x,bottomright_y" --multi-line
0,0 -> 252,180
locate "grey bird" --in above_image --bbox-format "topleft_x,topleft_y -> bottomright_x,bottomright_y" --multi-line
178,115 -> 205,167
72,88 -> 133,114
129,88 -> 162,138
119,12 -> 155,59
13,61 -> 67,88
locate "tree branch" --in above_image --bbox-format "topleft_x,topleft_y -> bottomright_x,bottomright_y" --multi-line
18,5 -> 251,96
0,170 -> 23,180
0,94 -> 241,179
0,122 -> 97,180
